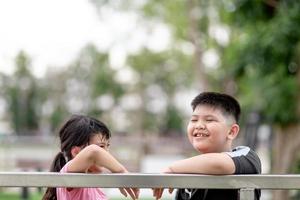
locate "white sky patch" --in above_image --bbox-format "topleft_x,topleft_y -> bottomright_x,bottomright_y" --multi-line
0,0 -> 106,77
177,41 -> 195,55
109,45 -> 127,70
202,49 -> 219,69
0,0 -> 136,77
145,84 -> 167,114
145,23 -> 171,52
120,94 -> 142,111
114,66 -> 140,85
95,94 -> 115,111
174,89 -> 199,116
209,25 -> 230,46
110,106 -> 128,131
0,0 -> 171,78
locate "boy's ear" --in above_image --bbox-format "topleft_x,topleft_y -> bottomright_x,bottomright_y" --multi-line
228,124 -> 239,140
71,146 -> 82,158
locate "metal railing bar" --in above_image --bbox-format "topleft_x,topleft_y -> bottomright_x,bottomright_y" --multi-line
240,188 -> 255,200
0,173 -> 300,190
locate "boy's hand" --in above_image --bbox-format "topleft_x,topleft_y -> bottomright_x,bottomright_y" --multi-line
152,167 -> 174,199
153,188 -> 173,200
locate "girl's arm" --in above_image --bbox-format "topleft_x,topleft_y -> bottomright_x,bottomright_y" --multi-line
67,144 -> 139,199
67,144 -> 126,173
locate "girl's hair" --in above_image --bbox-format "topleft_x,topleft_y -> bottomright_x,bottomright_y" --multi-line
42,114 -> 111,200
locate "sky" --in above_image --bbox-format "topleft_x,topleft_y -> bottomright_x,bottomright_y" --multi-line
0,0 -> 219,123
0,0 -> 171,78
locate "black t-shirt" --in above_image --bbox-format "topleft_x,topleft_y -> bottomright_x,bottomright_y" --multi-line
175,146 -> 261,200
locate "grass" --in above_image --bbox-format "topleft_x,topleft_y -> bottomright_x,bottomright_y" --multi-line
0,192 -> 42,200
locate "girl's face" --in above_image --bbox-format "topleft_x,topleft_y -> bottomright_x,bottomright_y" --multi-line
87,133 -> 110,173
89,133 -> 110,151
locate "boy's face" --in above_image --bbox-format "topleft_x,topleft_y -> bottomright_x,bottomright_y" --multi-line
187,105 -> 238,153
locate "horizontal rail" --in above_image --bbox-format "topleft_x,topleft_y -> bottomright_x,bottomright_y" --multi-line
0,172 -> 300,190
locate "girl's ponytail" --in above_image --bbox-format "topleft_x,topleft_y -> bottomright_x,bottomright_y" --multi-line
42,152 -> 67,200
50,151 -> 67,172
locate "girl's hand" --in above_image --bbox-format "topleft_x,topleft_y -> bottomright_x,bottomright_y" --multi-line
117,169 -> 140,200
119,188 -> 139,200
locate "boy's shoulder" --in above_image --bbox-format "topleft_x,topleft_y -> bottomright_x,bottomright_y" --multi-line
226,146 -> 261,174
227,146 -> 252,157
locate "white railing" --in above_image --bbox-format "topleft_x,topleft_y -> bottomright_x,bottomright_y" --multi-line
1,173 -> 300,200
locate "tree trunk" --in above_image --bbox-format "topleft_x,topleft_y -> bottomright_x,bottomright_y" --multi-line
186,0 -> 210,91
272,124 -> 300,200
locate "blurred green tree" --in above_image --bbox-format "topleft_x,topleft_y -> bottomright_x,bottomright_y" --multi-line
127,48 -> 194,135
42,68 -> 69,132
40,44 -> 125,133
218,1 -> 300,199
66,44 -> 125,126
4,51 -> 45,135
91,0 -> 213,135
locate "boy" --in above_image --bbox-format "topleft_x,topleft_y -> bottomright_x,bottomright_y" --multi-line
153,92 -> 261,200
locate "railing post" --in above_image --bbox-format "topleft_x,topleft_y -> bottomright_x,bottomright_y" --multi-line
239,188 -> 255,200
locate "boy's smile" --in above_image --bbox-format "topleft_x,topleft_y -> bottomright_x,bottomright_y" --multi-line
187,105 -> 237,153
193,131 -> 210,138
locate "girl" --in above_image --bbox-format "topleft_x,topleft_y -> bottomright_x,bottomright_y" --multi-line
42,114 -> 139,200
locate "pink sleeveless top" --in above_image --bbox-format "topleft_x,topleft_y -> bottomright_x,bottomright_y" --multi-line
56,162 -> 108,200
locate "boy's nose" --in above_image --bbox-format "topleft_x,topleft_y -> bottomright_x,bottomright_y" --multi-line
195,121 -> 205,129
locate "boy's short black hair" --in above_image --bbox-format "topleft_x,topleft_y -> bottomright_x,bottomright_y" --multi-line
191,92 -> 241,122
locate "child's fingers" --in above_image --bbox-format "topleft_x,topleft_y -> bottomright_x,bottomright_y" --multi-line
125,187 -> 137,200
118,188 -> 128,197
153,188 -> 164,199
152,188 -> 158,197
133,188 -> 140,199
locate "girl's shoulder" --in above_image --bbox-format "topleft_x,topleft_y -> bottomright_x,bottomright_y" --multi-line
60,161 -> 71,173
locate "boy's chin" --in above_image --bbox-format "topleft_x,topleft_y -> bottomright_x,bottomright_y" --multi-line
192,143 -> 209,153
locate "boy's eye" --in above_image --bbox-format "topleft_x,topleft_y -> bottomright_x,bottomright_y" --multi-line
206,118 -> 215,122
190,118 -> 197,122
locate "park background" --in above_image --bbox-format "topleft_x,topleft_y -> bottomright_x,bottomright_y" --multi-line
0,0 -> 299,200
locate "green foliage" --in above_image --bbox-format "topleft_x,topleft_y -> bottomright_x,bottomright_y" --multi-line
127,48 -> 193,134
78,45 -> 124,98
128,48 -> 194,93
162,105 -> 184,135
142,0 -> 189,39
220,0 -> 300,125
4,51 -> 45,134
50,105 -> 67,131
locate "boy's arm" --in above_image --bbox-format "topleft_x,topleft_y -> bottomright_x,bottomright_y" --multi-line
167,153 -> 235,174
153,153 -> 235,199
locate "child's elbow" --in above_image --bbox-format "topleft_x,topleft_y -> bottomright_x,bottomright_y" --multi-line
216,163 -> 235,174
215,158 -> 235,174
85,144 -> 103,161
